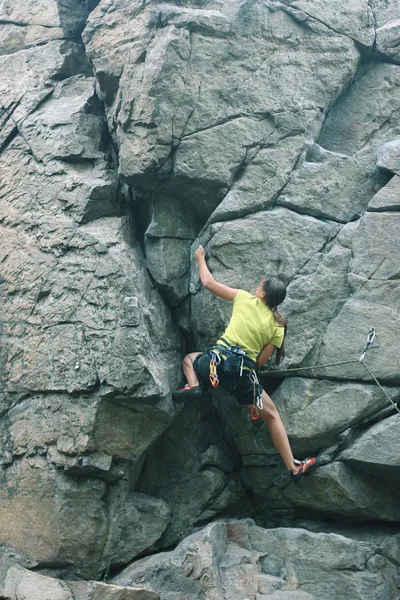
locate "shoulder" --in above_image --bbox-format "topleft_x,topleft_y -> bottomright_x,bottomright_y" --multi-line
234,289 -> 254,304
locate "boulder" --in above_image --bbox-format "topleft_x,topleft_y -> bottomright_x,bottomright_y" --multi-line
318,61 -> 400,155
114,520 -> 399,600
84,0 -> 360,223
68,581 -> 160,600
0,456 -> 108,579
307,212 -> 400,381
282,461 -> 400,522
367,175 -> 400,212
0,551 -> 159,600
273,0 -> 375,47
276,146 -> 390,222
269,378 -> 392,456
138,394 -> 244,547
376,20 -> 400,62
376,139 -> 400,175
340,414 -> 400,483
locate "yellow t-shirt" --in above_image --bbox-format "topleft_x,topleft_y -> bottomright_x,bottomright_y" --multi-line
217,290 -> 284,362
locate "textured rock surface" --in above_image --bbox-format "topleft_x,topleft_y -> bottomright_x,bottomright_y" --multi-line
340,414 -> 400,483
1,0 -> 400,595
0,0 -> 180,579
0,551 -> 159,600
114,520 -> 400,600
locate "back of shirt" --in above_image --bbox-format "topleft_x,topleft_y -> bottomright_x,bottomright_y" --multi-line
217,290 -> 284,362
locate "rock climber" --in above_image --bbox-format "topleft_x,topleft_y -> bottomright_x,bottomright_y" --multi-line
174,245 -> 317,481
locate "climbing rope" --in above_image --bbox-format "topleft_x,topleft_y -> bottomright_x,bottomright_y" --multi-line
359,357 -> 400,415
262,328 -> 400,415
264,359 -> 361,376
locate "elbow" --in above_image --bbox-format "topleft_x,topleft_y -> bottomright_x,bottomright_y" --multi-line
203,277 -> 215,291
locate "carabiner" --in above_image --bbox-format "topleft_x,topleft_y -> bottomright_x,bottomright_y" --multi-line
359,327 -> 376,362
250,405 -> 260,420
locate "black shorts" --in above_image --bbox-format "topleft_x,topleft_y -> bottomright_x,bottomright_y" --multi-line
193,351 -> 263,406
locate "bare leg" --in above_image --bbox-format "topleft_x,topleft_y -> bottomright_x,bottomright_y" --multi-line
182,352 -> 202,386
258,390 -> 298,473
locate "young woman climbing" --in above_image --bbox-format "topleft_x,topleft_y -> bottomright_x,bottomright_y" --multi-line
174,245 -> 316,481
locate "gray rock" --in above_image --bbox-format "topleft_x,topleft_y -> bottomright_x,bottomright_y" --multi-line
138,395 -> 242,547
0,7 -> 181,578
376,20 -> 400,62
0,0 -> 89,56
369,0 -> 400,27
84,0 -> 360,223
367,175 -> 400,212
0,456 -> 108,579
68,581 -> 160,600
380,533 -> 400,566
102,488 -> 171,568
2,0 -> 400,585
0,40 -> 90,151
19,76 -> 106,164
0,553 -> 73,600
270,378 -> 391,455
299,211 -> 400,381
0,551 -> 159,600
277,244 -> 352,366
276,146 -> 389,222
340,414 -> 400,483
318,61 -> 400,155
283,461 -> 400,522
376,139 -> 400,175
144,237 -> 191,306
273,0 -> 375,47
191,208 -> 339,347
114,520 -> 399,600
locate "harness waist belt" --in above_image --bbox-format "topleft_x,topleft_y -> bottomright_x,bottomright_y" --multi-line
212,344 -> 256,370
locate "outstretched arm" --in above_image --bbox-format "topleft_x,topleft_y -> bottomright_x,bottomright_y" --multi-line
194,246 -> 238,301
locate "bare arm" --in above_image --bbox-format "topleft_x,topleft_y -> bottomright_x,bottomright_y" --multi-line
256,342 -> 276,369
195,246 -> 238,301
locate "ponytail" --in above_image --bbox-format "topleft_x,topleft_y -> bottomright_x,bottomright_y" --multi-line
261,276 -> 288,365
272,309 -> 287,365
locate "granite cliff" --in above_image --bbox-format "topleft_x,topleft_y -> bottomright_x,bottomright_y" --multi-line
0,1 -> 400,599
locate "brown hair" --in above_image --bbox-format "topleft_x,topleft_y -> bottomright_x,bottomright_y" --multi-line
271,309 -> 287,365
262,276 -> 287,365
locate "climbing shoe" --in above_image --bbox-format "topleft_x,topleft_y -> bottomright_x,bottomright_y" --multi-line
173,384 -> 203,402
291,457 -> 317,482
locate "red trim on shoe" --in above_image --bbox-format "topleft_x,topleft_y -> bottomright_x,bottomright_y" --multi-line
177,384 -> 198,391
291,457 -> 317,481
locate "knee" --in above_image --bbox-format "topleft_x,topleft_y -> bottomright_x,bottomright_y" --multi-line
183,354 -> 192,368
260,394 -> 280,422
183,352 -> 200,368
260,405 -> 279,423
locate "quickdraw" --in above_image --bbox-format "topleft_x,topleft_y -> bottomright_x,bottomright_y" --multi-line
249,371 -> 263,421
209,351 -> 221,388
359,327 -> 376,362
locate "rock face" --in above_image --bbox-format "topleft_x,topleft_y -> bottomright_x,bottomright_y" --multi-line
114,519 -> 400,600
1,0 -> 400,597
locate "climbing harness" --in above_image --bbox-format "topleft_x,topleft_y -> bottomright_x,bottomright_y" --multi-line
207,327 -> 399,420
208,340 -> 263,418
